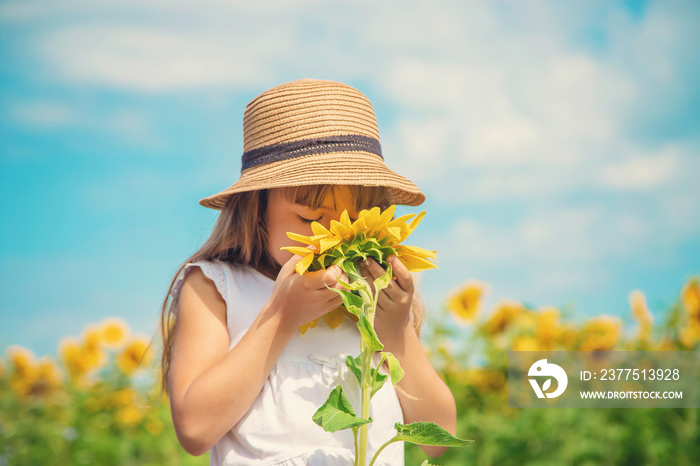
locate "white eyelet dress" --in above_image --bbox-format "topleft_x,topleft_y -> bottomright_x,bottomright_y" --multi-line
171,260 -> 405,466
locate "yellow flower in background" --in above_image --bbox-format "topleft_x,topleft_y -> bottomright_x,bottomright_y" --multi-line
678,278 -> 700,348
458,368 -> 506,393
579,316 -> 621,351
654,337 -> 677,351
483,301 -> 525,335
629,290 -> 653,341
447,281 -> 488,323
35,356 -> 63,388
81,325 -> 107,370
535,307 -> 562,350
679,324 -> 699,348
100,317 -> 129,349
6,347 -> 63,397
511,335 -> 540,352
514,308 -> 537,331
681,277 -> 700,317
59,336 -> 90,379
117,405 -> 143,427
7,345 -> 34,377
111,387 -> 137,407
558,325 -> 579,350
145,417 -> 165,435
117,337 -> 152,375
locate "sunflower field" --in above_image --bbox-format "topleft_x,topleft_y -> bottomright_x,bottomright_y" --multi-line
1,277 -> 699,465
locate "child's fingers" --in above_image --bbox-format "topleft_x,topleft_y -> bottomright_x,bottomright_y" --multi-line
387,255 -> 413,293
280,253 -> 303,276
307,265 -> 344,289
363,257 -> 409,300
326,293 -> 343,309
363,258 -> 385,280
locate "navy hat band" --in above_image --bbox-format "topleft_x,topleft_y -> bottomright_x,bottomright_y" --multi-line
241,134 -> 383,171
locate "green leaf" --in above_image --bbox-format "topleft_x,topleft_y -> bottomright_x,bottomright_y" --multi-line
329,287 -> 364,318
340,259 -> 364,281
346,243 -> 368,261
345,355 -> 387,398
345,355 -> 363,385
370,370 -> 388,398
379,351 -> 404,386
336,276 -> 369,293
357,313 -> 384,353
420,461 -> 438,466
312,386 -> 372,432
373,263 -> 393,295
364,245 -> 385,264
393,422 -> 474,447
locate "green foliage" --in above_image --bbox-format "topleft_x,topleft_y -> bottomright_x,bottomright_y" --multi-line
373,263 -> 393,297
357,314 -> 384,354
345,356 -> 388,399
0,368 -> 201,466
393,421 -> 474,447
312,386 -> 372,433
378,351 -> 404,386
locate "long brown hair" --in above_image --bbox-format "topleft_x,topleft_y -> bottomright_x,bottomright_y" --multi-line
158,185 -> 426,396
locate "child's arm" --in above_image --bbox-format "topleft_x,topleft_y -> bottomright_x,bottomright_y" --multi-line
168,258 -> 346,456
361,256 -> 457,458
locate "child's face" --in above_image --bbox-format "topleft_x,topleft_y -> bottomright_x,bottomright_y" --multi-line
266,186 -> 359,268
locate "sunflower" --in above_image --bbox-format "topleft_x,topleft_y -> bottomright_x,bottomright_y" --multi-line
447,281 -> 487,323
100,317 -> 129,349
282,205 -> 437,276
282,204 -> 437,333
116,337 -> 152,375
579,316 -> 621,351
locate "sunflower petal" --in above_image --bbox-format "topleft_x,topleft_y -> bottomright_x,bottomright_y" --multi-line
281,246 -> 315,256
319,237 -> 342,253
286,232 -> 315,245
300,319 -> 319,335
330,219 -> 351,238
397,254 -> 438,272
378,204 -> 397,226
339,210 -> 353,230
404,211 -> 426,240
385,226 -> 402,241
351,216 -> 367,235
295,253 -> 315,275
311,222 -> 333,237
397,244 -> 437,259
322,306 -> 346,329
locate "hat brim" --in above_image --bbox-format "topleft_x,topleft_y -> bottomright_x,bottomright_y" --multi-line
199,152 -> 425,210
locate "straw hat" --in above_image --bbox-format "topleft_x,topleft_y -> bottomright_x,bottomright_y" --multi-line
199,79 -> 425,209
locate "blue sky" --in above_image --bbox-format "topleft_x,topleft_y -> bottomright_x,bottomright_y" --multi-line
1,0 -> 698,358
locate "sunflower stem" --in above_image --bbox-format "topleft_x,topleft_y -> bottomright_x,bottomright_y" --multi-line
357,337 -> 372,466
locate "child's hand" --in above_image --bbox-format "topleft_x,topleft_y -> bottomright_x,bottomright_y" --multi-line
269,255 -> 348,331
359,255 -> 414,343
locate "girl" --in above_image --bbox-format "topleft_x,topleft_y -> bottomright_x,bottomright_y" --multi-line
160,79 -> 456,465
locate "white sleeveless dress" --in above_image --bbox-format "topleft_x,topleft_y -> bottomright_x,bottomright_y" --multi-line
171,260 -> 405,466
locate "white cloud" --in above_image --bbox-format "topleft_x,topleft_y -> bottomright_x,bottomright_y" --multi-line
597,145 -> 682,190
37,25 -> 281,92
